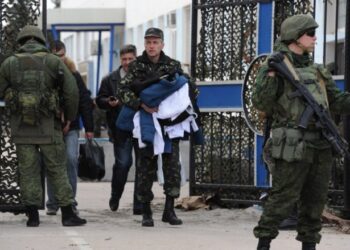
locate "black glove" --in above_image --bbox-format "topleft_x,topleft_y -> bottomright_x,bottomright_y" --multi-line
129,79 -> 144,95
267,52 -> 284,67
267,52 -> 295,83
129,74 -> 161,95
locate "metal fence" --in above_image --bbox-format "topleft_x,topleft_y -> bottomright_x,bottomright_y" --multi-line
322,0 -> 346,75
190,112 -> 261,205
193,0 -> 258,81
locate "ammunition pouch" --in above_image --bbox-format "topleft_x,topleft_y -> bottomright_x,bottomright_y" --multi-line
42,91 -> 60,117
11,114 -> 54,144
271,127 -> 306,162
18,91 -> 41,126
263,138 -> 275,173
4,88 -> 18,112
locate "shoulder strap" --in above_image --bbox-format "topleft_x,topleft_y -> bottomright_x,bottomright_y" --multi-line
15,53 -> 57,80
283,56 -> 300,81
316,68 -> 329,107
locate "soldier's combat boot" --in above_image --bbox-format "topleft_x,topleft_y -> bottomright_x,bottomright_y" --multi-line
257,238 -> 271,250
142,202 -> 154,227
26,205 -> 40,227
162,195 -> 182,225
61,205 -> 87,226
302,242 -> 316,250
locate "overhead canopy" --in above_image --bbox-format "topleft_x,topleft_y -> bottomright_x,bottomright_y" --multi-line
43,8 -> 126,94
46,8 -> 125,31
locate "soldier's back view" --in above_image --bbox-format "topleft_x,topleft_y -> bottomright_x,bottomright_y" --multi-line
0,25 -> 86,227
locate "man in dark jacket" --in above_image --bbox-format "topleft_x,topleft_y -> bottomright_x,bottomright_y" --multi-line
96,44 -> 142,214
46,40 -> 94,215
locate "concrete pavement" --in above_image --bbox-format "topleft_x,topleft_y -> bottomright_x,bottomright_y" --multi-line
1,182 -> 349,250
93,138 -> 190,182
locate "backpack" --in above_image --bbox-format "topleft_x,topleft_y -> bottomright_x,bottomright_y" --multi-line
6,52 -> 60,144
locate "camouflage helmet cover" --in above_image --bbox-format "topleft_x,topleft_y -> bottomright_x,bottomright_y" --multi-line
280,14 -> 318,42
16,25 -> 46,44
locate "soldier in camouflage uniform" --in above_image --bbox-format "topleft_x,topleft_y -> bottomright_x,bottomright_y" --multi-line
119,27 -> 196,227
252,14 -> 350,250
0,25 -> 86,227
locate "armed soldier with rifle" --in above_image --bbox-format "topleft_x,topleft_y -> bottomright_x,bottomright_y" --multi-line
252,15 -> 350,250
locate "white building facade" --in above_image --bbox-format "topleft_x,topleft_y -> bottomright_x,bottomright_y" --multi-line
44,0 -> 345,95
124,0 -> 192,73
46,0 -> 126,96
46,0 -> 192,95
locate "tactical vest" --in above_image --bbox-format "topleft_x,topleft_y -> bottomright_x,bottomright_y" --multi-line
269,63 -> 331,163
5,52 -> 60,144
274,64 -> 328,128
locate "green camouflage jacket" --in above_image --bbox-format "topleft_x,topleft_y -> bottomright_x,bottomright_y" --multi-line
119,51 -> 198,110
0,40 -> 79,122
252,41 -> 350,128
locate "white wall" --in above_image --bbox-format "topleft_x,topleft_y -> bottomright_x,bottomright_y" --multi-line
125,0 -> 191,28
57,0 -> 125,8
44,0 -> 125,9
124,0 -> 192,69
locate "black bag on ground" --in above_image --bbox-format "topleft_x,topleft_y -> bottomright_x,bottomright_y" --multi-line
78,139 -> 105,180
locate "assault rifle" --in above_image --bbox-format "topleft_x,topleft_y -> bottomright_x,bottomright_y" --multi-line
268,52 -> 350,159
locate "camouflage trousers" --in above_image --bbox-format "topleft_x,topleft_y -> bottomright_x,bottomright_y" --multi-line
136,139 -> 181,203
253,147 -> 333,243
16,129 -> 73,207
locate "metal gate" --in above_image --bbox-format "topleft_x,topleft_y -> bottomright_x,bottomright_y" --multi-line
0,0 -> 41,213
190,0 -> 345,208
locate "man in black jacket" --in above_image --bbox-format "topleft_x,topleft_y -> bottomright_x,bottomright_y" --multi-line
46,40 -> 94,215
96,44 -> 142,214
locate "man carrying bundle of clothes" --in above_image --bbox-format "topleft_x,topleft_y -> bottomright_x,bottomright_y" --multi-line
118,27 -> 202,227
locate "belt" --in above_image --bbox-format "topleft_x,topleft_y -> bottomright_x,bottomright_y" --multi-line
158,110 -> 191,126
303,131 -> 322,140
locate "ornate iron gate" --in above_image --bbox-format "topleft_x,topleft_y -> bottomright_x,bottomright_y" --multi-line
190,0 -> 260,206
0,0 -> 41,213
190,0 -> 345,207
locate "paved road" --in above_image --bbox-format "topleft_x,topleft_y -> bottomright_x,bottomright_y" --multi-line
1,182 -> 349,250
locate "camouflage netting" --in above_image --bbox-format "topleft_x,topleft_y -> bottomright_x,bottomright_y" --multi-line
0,0 -> 40,210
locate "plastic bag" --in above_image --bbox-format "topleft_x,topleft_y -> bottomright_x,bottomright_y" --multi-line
78,139 -> 105,180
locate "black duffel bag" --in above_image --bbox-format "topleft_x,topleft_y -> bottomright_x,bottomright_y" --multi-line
78,139 -> 105,180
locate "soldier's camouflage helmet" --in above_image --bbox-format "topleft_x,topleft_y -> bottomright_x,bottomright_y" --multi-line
280,14 -> 318,42
16,25 -> 46,45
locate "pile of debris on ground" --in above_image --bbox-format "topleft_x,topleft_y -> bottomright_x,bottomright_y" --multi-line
176,193 -> 230,210
322,210 -> 350,234
176,196 -> 350,234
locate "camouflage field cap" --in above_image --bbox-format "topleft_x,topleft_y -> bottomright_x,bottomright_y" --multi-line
280,14 -> 318,42
144,27 -> 164,40
16,25 -> 46,45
